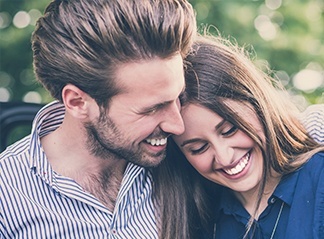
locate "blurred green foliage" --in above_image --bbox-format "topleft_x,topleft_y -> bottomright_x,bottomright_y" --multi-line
0,0 -> 323,109
0,0 -> 51,103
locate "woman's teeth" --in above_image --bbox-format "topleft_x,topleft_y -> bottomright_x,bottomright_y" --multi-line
146,138 -> 168,146
223,153 -> 250,175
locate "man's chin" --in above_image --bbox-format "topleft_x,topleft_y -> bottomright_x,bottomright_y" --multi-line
132,152 -> 166,168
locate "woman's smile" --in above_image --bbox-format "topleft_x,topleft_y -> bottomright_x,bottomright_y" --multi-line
221,152 -> 251,176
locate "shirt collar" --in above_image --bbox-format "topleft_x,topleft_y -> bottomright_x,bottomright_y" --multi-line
216,169 -> 300,216
272,170 -> 299,206
29,101 -> 65,182
216,187 -> 241,217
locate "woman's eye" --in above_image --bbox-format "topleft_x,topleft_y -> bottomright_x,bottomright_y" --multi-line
190,143 -> 208,155
221,125 -> 238,136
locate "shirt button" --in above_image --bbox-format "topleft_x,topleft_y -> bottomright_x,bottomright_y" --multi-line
112,229 -> 117,234
270,197 -> 276,204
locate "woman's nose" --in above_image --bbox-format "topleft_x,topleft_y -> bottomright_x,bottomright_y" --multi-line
212,143 -> 235,167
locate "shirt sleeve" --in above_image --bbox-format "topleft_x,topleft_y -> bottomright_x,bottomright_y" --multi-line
300,104 -> 324,144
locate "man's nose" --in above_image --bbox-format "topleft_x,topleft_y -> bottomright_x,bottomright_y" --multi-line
159,100 -> 185,136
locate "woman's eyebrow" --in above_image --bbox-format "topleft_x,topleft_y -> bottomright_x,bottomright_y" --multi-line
181,138 -> 203,147
215,119 -> 226,130
180,119 -> 226,147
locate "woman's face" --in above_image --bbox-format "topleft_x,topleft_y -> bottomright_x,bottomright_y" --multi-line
173,102 -> 265,195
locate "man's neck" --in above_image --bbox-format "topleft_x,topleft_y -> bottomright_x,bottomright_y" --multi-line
78,163 -> 126,210
41,123 -> 127,211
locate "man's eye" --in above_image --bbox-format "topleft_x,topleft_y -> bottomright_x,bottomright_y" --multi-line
190,143 -> 208,155
142,107 -> 158,115
221,126 -> 238,136
146,108 -> 157,114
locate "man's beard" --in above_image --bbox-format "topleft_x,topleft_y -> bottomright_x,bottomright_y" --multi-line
84,110 -> 166,168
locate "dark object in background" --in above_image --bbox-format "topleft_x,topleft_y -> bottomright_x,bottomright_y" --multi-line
0,102 -> 44,152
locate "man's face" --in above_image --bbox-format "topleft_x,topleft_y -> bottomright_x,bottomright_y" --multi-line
85,54 -> 185,167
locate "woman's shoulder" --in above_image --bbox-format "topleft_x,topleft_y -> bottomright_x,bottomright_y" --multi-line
304,152 -> 324,168
289,151 -> 324,239
305,152 -> 324,237
307,152 -> 324,164
299,152 -> 324,182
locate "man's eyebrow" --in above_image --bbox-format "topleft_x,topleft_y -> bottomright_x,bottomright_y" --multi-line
142,86 -> 186,113
140,100 -> 171,113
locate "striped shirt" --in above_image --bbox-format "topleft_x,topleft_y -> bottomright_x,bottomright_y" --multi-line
1,102 -> 323,239
300,104 -> 324,144
0,101 -> 158,239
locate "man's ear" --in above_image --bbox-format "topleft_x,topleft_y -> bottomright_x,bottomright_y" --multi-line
61,84 -> 97,119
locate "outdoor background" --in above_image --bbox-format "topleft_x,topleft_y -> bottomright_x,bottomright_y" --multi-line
0,0 -> 323,110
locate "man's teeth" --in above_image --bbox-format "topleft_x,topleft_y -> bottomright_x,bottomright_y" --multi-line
146,138 -> 167,146
223,153 -> 250,175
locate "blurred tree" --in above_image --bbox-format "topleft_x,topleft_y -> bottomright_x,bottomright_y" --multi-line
190,0 -> 324,108
0,0 -> 50,103
0,0 -> 323,108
